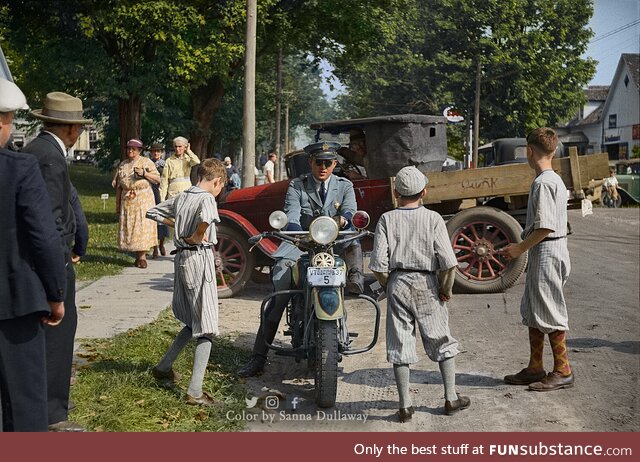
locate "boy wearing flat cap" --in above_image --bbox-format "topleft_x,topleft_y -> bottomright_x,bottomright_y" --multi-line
369,166 -> 470,422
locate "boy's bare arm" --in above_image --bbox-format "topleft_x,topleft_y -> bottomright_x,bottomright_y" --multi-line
372,270 -> 389,288
438,267 -> 456,302
184,222 -> 210,245
500,228 -> 552,259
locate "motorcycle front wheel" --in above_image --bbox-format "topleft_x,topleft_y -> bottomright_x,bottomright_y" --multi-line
315,320 -> 339,408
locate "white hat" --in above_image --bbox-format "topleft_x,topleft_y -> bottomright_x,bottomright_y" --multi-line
224,156 -> 231,164
395,166 -> 428,196
0,79 -> 28,112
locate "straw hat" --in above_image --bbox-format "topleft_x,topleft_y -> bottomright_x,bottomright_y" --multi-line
30,92 -> 93,124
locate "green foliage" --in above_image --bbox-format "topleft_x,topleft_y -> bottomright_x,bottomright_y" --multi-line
335,0 -> 597,145
73,309 -> 249,431
69,165 -> 132,280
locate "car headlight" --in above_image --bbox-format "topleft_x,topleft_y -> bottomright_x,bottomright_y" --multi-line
309,216 -> 339,245
269,210 -> 288,230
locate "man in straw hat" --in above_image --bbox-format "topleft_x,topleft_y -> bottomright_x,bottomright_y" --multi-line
0,80 -> 67,431
22,91 -> 92,432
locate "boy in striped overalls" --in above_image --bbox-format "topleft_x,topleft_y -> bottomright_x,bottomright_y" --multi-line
369,166 -> 471,422
502,127 -> 574,392
146,159 -> 227,406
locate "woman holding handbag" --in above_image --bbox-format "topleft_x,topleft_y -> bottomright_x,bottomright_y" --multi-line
114,139 -> 160,268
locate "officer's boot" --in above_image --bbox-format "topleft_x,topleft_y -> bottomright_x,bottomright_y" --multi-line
237,319 -> 280,378
343,243 -> 364,295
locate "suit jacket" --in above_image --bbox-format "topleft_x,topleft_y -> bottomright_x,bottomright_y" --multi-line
273,173 -> 357,259
0,149 -> 66,320
21,132 -> 76,247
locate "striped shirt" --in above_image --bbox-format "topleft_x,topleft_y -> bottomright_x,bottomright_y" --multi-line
369,206 -> 457,274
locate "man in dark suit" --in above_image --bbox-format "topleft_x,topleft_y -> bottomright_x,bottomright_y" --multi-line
0,79 -> 67,432
21,92 -> 92,432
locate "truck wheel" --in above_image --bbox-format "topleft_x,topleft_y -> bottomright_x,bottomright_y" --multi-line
215,224 -> 255,298
315,320 -> 338,408
446,206 -> 527,293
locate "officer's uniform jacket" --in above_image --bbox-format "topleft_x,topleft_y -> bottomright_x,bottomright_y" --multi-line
273,173 -> 357,259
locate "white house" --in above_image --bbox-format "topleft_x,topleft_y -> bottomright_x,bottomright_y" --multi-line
601,54 -> 640,160
558,85 -> 609,155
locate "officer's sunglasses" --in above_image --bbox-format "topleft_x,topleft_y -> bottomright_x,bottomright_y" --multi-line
314,159 -> 334,168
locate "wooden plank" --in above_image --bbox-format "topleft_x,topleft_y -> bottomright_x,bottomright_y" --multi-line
420,152 -> 609,203
568,146 -> 584,199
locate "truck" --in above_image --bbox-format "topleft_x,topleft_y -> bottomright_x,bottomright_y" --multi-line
214,114 -> 609,298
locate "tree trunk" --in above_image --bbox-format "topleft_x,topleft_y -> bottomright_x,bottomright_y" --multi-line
242,0 -> 257,188
189,77 -> 226,160
274,48 -> 282,181
118,95 -> 142,160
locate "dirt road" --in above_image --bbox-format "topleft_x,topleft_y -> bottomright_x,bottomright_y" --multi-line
219,208 -> 639,432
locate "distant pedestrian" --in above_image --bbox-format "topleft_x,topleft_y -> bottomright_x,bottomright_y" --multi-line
223,156 -> 240,191
146,158 -> 227,406
369,166 -> 470,422
502,127 -> 574,392
159,136 -> 200,200
1,80 -> 66,432
263,152 -> 277,183
114,139 -> 161,269
149,142 -> 169,258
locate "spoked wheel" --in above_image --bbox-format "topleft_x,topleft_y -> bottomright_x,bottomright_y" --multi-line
215,224 -> 255,298
315,320 -> 338,408
446,206 -> 527,293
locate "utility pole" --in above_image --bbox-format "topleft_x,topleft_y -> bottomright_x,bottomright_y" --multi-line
242,0 -> 257,188
472,59 -> 481,169
274,48 -> 283,181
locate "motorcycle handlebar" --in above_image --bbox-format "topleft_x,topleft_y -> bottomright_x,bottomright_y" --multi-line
248,229 -> 372,249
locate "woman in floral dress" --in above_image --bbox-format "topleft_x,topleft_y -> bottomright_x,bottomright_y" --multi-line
114,139 -> 160,268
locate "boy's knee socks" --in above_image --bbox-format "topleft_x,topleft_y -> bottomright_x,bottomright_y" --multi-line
156,326 -> 192,372
187,337 -> 213,397
439,357 -> 458,402
393,364 -> 411,409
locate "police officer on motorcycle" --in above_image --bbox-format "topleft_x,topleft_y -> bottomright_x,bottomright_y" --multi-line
238,141 -> 365,378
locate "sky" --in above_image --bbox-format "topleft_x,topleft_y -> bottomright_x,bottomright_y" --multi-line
585,0 -> 640,85
320,0 -> 640,99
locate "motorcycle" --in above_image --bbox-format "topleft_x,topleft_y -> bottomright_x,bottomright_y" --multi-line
248,210 -> 381,408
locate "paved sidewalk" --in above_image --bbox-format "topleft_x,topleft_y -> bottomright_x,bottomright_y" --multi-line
74,243 -> 176,352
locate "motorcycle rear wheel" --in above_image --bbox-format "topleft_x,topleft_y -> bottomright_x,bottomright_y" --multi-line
315,320 -> 339,408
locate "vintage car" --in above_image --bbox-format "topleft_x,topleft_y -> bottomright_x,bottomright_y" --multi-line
478,138 -> 565,168
214,114 -> 608,299
609,158 -> 640,205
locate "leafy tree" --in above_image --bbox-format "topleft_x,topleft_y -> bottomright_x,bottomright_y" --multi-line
335,0 -> 596,148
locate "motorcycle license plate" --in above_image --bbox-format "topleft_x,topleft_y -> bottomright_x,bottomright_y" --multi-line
307,267 -> 345,286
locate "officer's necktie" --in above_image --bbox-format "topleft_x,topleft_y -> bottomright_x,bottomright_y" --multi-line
320,181 -> 326,204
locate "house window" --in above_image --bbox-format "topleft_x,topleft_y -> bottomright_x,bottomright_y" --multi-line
89,128 -> 99,150
608,114 -> 617,129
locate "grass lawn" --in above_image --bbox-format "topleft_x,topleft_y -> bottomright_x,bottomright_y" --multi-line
69,164 -> 133,280
72,310 -> 250,432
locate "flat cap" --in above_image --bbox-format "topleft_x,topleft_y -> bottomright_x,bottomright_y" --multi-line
149,142 -> 164,151
304,141 -> 341,160
395,166 -> 428,196
0,79 -> 28,112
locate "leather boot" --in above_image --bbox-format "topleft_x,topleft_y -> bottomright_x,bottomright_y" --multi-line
238,319 -> 280,377
343,243 -> 364,294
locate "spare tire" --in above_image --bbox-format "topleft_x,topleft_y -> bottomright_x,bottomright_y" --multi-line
446,206 -> 527,293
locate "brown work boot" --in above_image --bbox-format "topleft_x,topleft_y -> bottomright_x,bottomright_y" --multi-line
444,395 -> 471,415
504,368 -> 546,385
397,406 -> 415,423
186,391 -> 223,408
151,366 -> 182,383
529,372 -> 574,392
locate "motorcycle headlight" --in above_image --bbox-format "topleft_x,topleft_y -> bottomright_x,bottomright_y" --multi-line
309,216 -> 339,245
269,210 -> 288,230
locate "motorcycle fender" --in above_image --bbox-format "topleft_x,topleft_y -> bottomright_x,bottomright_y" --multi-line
313,287 -> 344,321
